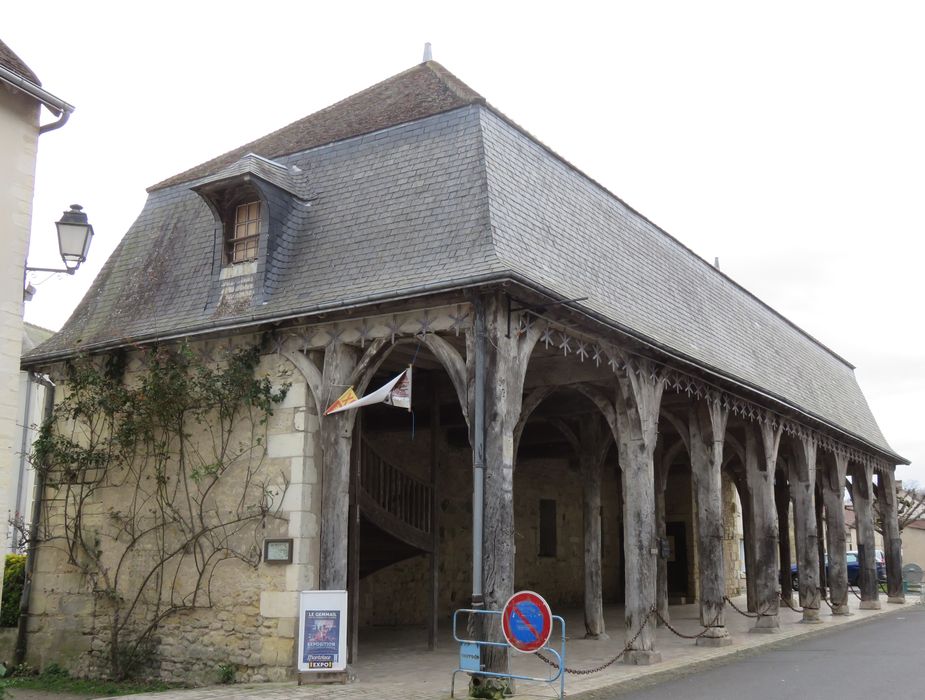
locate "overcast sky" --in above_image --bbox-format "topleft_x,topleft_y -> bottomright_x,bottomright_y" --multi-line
6,1 -> 922,483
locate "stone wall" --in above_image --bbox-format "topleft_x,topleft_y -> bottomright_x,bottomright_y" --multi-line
25,342 -> 320,683
722,476 -> 745,597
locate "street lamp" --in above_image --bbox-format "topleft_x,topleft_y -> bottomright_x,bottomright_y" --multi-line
26,204 -> 94,275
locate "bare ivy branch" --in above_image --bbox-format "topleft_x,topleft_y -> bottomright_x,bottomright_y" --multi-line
31,344 -> 289,679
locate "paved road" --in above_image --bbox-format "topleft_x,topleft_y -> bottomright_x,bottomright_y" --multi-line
597,605 -> 924,699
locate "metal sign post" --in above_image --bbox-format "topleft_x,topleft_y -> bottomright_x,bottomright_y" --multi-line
451,590 -> 566,699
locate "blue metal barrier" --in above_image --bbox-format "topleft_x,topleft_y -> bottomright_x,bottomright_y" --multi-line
450,608 -> 567,698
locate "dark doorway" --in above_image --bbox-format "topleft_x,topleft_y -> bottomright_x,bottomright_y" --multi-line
666,521 -> 689,599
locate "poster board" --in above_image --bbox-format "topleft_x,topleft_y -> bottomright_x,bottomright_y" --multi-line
298,590 -> 348,673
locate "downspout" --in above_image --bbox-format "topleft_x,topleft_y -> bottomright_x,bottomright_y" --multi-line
0,64 -> 75,134
471,296 -> 486,608
14,373 -> 55,666
14,372 -> 34,532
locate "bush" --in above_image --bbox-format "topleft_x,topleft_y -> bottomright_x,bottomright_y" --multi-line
1,555 -> 26,627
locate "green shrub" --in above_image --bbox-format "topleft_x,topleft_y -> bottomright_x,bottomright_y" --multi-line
1,555 -> 26,627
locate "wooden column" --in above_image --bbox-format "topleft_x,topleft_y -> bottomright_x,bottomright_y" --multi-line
789,437 -> 822,622
317,343 -> 362,590
877,469 -> 905,603
347,414 -> 362,663
738,478 -> 757,612
469,293 -> 541,685
655,458 -> 670,626
822,452 -> 850,615
815,484 -> 827,597
581,417 -> 609,639
744,423 -> 781,632
688,398 -> 731,646
775,475 -> 793,602
614,358 -> 664,664
851,462 -> 880,609
428,378 -> 440,648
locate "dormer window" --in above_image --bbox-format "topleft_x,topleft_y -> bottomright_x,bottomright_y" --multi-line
228,201 -> 261,264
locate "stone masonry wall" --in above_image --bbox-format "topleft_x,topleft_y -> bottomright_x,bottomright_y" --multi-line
26,340 -> 319,684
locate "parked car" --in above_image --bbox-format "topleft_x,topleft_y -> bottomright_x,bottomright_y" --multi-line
790,550 -> 885,589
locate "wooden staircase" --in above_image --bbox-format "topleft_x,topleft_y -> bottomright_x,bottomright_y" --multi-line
357,439 -> 434,578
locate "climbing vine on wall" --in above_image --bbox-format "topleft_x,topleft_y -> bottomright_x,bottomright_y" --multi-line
31,344 -> 289,679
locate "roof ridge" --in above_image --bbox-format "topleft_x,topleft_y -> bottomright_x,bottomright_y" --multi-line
148,61 -> 484,192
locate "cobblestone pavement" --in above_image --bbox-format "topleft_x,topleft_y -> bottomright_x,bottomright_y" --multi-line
97,594 -> 917,700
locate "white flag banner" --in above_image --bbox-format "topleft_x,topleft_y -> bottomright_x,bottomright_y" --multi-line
323,367 -> 412,415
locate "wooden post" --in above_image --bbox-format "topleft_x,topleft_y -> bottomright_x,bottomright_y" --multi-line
776,475 -> 793,602
877,469 -> 905,603
347,415 -> 362,663
738,477 -> 757,612
319,343 -> 361,590
581,417 -> 608,639
655,458 -> 670,626
688,398 -> 731,646
613,357 -> 664,664
822,452 -> 850,615
429,377 -> 440,648
469,292 -> 541,689
744,424 -> 781,632
789,437 -> 822,622
851,462 -> 880,608
815,483 -> 827,598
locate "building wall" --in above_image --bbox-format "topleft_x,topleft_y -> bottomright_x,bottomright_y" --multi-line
25,342 -> 320,683
0,85 -> 40,590
901,526 -> 925,569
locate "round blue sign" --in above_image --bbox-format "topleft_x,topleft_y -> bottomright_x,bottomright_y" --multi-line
502,590 -> 552,653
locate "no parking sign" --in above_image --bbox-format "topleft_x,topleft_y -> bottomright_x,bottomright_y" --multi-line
501,590 -> 553,653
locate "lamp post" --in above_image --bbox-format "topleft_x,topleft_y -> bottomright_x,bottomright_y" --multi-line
25,204 -> 94,275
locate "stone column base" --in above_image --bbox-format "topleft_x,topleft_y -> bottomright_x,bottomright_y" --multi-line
800,610 -> 823,624
859,600 -> 881,610
696,633 -> 732,647
830,604 -> 851,616
624,650 -> 662,665
888,596 -> 906,604
749,615 -> 781,633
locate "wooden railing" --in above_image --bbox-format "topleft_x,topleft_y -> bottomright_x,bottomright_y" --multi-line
359,439 -> 433,550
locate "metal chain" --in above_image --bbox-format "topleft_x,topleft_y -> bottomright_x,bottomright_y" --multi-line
780,595 -> 803,612
849,585 -> 863,601
652,606 -> 724,640
534,608 -> 656,676
723,595 -> 773,619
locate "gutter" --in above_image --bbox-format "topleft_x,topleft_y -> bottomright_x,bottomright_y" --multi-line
20,272 -> 907,465
0,64 -> 74,133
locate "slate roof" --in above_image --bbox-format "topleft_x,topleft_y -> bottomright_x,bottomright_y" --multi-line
24,61 -> 901,462
0,37 -> 40,84
151,61 -> 483,191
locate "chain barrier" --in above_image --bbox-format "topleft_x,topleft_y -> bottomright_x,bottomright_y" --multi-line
535,602 -> 729,676
779,594 -> 805,614
534,608 -> 656,676
723,595 -> 773,619
652,606 -> 724,640
849,585 -> 863,600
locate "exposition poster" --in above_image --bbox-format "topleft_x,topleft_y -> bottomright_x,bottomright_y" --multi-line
297,590 -> 348,673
